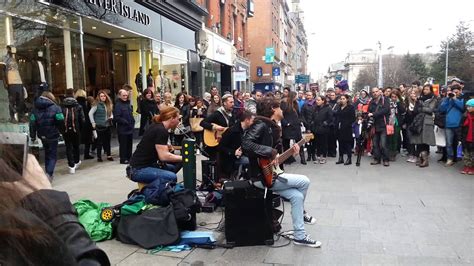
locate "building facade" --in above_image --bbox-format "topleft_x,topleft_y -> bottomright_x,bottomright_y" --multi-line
344,49 -> 377,91
0,0 -> 207,126
247,0 -> 307,92
199,0 -> 252,94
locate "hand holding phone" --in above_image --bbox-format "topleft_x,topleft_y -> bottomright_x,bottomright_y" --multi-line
0,132 -> 28,180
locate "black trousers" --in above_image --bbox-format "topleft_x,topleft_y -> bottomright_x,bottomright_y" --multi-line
315,133 -> 328,157
118,134 -> 133,163
96,127 -> 111,158
282,135 -> 304,162
63,131 -> 81,167
8,84 -> 25,120
306,139 -> 316,157
339,139 -> 354,158
327,126 -> 337,156
416,144 -> 430,155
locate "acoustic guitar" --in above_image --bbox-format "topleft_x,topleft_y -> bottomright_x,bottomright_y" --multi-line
258,133 -> 314,188
203,123 -> 228,147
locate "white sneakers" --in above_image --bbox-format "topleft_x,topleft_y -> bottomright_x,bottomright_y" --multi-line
69,160 -> 82,174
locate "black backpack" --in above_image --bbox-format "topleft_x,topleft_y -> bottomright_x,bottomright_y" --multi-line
169,189 -> 202,231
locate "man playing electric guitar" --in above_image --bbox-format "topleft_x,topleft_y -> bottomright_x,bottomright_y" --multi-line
242,96 -> 322,248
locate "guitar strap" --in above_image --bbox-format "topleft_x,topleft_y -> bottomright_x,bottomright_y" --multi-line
217,108 -> 231,127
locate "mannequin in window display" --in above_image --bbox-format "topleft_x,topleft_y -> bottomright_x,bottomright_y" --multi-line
32,49 -> 49,100
171,69 -> 180,90
0,62 -> 9,122
135,66 -> 143,94
161,70 -> 171,93
2,46 -> 26,123
146,68 -> 154,89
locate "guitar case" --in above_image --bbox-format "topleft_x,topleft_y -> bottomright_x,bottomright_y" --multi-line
224,180 -> 274,247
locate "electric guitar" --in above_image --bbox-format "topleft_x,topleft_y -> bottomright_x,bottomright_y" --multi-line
203,123 -> 228,147
258,133 -> 314,188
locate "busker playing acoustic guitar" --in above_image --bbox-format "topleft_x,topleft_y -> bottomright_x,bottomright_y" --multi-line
242,96 -> 322,248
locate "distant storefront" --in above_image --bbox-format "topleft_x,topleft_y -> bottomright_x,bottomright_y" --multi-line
0,0 -> 205,126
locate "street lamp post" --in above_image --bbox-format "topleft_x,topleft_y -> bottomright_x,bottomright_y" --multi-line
377,41 -> 383,88
445,38 -> 449,86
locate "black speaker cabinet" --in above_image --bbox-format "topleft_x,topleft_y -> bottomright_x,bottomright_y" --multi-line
224,180 -> 274,246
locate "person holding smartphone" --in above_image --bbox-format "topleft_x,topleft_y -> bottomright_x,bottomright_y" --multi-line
0,144 -> 110,265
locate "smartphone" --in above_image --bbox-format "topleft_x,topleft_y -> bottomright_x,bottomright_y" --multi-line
0,132 -> 29,179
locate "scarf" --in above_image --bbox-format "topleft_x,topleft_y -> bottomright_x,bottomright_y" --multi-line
389,101 -> 398,125
306,99 -> 316,106
463,112 -> 474,142
358,96 -> 370,105
408,102 -> 415,111
419,93 -> 434,102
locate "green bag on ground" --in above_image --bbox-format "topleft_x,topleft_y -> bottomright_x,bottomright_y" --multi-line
73,200 -> 113,242
121,200 -> 147,216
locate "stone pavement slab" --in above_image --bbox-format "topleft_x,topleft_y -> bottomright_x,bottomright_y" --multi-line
52,152 -> 473,265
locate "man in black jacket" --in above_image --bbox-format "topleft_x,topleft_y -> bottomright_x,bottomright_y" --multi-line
113,89 -> 135,164
242,97 -> 321,248
200,94 -> 235,160
368,87 -> 391,166
218,110 -> 254,179
62,88 -> 85,174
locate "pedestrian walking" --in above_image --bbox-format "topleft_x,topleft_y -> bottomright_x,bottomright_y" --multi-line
335,94 -> 356,165
29,91 -> 64,179
62,88 -> 85,174
114,89 -> 135,164
89,90 -> 114,162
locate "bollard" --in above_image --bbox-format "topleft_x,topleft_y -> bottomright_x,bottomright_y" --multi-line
182,138 -> 196,191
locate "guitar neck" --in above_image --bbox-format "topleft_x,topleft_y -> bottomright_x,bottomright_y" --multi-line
278,138 -> 306,163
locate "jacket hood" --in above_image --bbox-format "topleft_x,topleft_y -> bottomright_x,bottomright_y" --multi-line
35,96 -> 55,109
63,97 -> 78,107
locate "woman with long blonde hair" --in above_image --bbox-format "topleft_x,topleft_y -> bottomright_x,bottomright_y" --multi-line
88,90 -> 114,162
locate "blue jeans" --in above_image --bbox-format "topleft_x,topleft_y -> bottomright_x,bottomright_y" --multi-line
42,139 -> 58,177
131,164 -> 178,184
445,127 -> 460,159
255,173 -> 310,240
373,130 -> 389,162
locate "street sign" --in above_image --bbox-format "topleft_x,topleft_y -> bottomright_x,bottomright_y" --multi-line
295,74 -> 310,84
335,74 -> 343,81
256,67 -> 262,77
272,67 -> 280,76
265,47 -> 275,64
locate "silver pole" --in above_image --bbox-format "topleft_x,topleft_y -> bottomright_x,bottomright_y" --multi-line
377,41 -> 383,88
445,39 -> 449,86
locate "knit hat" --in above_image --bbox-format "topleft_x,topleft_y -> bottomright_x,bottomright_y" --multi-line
466,99 -> 474,107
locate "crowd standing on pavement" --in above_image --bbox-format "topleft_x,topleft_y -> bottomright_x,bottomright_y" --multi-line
26,75 -> 473,178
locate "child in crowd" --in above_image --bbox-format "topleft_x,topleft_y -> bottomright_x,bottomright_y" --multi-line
461,99 -> 474,174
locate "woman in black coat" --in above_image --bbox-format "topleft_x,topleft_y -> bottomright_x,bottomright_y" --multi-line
335,94 -> 356,165
75,90 -> 94,160
310,96 -> 333,164
138,88 -> 159,136
281,91 -> 306,164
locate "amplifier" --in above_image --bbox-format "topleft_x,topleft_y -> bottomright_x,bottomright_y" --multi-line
224,180 -> 274,247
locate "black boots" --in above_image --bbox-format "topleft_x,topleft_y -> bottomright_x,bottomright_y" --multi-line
300,149 -> 306,165
307,154 -> 312,162
344,156 -> 352,165
336,155 -> 344,164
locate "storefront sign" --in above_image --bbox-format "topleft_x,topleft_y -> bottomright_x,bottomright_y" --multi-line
234,71 -> 247,82
272,67 -> 280,76
265,47 -> 275,64
256,67 -> 263,77
85,0 -> 151,25
203,29 -> 233,66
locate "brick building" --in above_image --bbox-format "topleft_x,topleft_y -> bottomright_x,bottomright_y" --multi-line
199,0 -> 253,93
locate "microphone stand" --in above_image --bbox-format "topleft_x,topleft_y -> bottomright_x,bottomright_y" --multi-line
175,123 -> 210,158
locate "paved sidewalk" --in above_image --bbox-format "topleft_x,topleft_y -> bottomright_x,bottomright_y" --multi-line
53,151 -> 473,266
